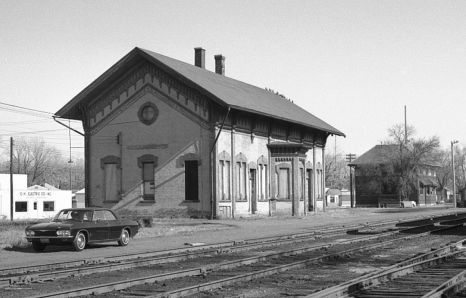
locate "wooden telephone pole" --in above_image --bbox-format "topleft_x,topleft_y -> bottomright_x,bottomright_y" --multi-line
346,153 -> 356,208
10,137 -> 14,221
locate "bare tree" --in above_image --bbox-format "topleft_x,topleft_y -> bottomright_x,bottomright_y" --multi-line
453,145 -> 466,201
385,124 -> 440,201
325,150 -> 349,189
0,137 -> 85,189
386,123 -> 416,145
432,149 -> 453,201
10,138 -> 62,185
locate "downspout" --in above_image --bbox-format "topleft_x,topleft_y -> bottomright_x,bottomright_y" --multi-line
210,106 -> 231,220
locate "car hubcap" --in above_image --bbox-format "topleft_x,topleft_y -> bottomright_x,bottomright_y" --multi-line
77,234 -> 85,249
122,230 -> 129,244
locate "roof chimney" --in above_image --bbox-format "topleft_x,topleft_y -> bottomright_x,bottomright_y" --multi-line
214,54 -> 225,75
194,47 -> 205,68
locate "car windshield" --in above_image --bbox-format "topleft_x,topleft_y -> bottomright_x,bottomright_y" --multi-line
53,210 -> 92,222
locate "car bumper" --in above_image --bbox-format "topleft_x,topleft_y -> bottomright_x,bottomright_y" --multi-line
26,236 -> 74,244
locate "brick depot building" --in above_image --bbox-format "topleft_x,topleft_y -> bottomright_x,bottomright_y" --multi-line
55,47 -> 344,218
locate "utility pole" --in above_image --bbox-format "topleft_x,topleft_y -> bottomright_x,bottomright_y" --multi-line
10,137 -> 13,221
451,140 -> 458,208
346,153 -> 356,208
404,105 -> 407,145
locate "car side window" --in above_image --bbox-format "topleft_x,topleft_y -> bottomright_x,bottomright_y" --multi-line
103,210 -> 117,221
93,210 -> 106,221
83,211 -> 92,221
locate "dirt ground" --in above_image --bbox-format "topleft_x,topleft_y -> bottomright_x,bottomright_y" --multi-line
0,206 -> 461,270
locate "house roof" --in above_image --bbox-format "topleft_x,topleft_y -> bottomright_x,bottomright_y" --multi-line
350,145 -> 399,166
419,176 -> 439,187
55,47 -> 344,137
326,189 -> 341,196
351,144 -> 441,167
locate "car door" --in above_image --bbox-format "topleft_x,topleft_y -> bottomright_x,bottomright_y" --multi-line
103,210 -> 121,239
91,210 -> 110,241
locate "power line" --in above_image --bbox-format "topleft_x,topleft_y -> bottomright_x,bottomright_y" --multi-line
0,100 -> 81,122
0,101 -> 54,115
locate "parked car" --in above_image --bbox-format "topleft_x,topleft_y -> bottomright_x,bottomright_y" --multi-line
25,208 -> 139,252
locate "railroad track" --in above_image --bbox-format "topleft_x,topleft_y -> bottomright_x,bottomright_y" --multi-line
3,212 -> 460,289
10,220 -> 464,298
308,245 -> 466,298
2,212 -> 466,298
0,219 -> 400,287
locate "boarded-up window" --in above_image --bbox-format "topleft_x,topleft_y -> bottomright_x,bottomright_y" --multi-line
142,162 -> 155,200
185,160 -> 199,201
104,163 -> 120,202
278,168 -> 290,200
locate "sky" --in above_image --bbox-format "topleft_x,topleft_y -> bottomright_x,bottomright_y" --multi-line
1,0 -> 465,160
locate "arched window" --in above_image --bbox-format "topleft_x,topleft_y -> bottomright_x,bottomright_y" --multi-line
257,155 -> 268,201
235,153 -> 248,202
218,151 -> 231,201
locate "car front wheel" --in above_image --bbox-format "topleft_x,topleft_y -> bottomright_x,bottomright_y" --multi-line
32,241 -> 46,252
118,229 -> 130,246
73,232 -> 87,251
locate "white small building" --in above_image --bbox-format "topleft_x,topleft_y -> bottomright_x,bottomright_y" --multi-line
0,174 -> 72,220
72,188 -> 86,208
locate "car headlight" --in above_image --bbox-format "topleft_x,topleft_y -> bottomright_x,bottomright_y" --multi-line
25,230 -> 35,236
56,230 -> 71,237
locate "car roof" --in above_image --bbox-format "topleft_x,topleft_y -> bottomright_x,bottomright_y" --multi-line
60,208 -> 111,212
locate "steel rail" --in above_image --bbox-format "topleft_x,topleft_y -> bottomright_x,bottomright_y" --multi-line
3,210 -> 459,279
305,238 -> 466,298
6,217 -> 438,288
0,219 -> 390,278
29,224 -> 459,298
4,223 -> 399,288
2,210 -> 456,278
1,223 -> 363,287
1,217 -> 408,286
143,225 -> 463,298
421,268 -> 466,298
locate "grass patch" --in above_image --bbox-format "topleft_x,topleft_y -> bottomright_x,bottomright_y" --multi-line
0,220 -> 33,249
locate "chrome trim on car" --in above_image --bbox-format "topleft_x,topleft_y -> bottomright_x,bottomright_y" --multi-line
26,236 -> 74,239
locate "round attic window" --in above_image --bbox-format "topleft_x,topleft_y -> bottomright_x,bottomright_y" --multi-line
138,102 -> 159,125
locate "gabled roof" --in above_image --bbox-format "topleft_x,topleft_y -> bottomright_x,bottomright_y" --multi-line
55,47 -> 344,136
350,144 -> 399,166
351,144 -> 441,167
326,189 -> 341,196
